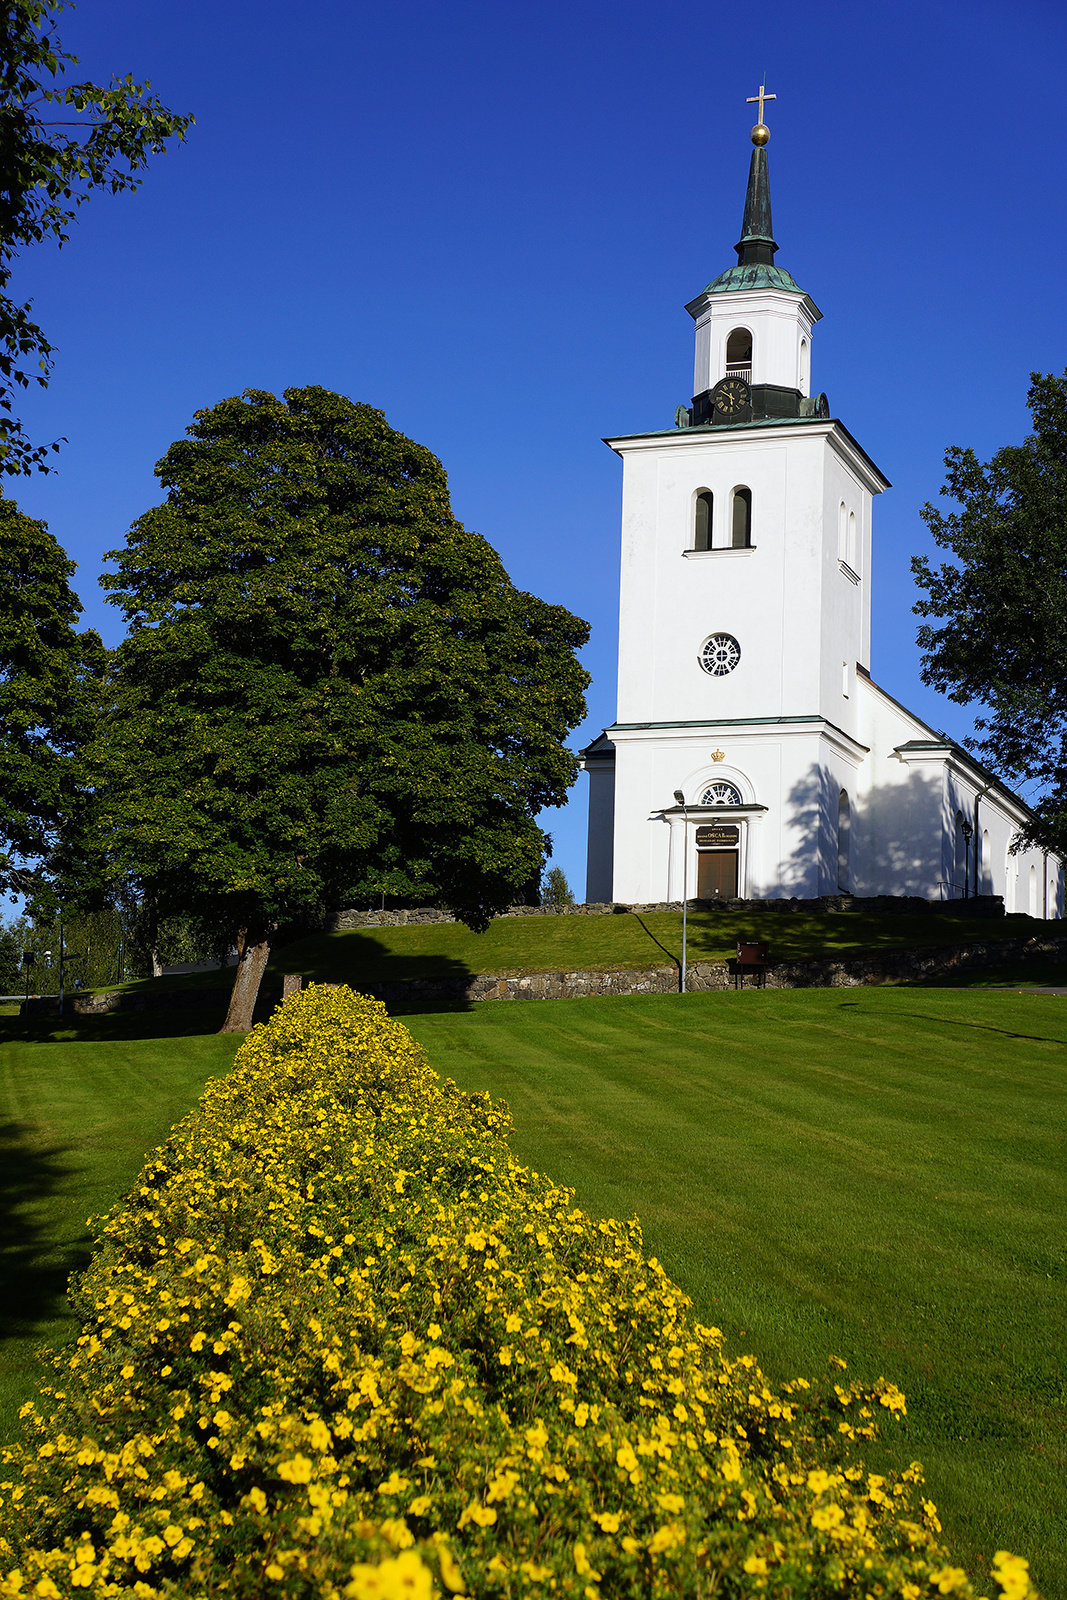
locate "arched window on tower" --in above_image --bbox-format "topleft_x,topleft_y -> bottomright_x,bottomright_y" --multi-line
731,487 -> 752,548
848,510 -> 857,570
838,501 -> 847,562
837,790 -> 851,892
799,337 -> 810,396
726,328 -> 752,382
693,490 -> 713,551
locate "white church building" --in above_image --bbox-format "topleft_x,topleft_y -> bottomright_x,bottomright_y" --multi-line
581,104 -> 1062,918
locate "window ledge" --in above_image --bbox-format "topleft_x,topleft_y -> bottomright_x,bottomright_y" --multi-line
839,560 -> 860,584
683,545 -> 756,559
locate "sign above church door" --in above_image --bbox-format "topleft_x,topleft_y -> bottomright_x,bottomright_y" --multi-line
696,824 -> 740,847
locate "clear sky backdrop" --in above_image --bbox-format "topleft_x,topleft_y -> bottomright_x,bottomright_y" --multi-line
11,0 -> 1067,898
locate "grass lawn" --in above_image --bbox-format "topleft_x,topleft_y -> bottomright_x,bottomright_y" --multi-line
0,1008 -> 242,1431
1,983 -> 1064,1593
100,907 -> 1063,1002
404,988 -> 1067,1595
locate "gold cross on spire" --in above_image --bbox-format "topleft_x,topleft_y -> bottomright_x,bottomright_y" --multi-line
746,82 -> 776,125
746,82 -> 775,145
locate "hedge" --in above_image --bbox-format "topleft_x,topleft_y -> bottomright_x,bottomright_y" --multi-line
0,985 -> 1035,1600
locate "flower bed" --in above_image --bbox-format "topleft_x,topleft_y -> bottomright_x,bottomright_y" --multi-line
0,986 -> 1033,1599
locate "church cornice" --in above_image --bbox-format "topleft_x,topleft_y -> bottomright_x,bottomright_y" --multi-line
604,417 -> 891,494
684,280 -> 821,325
603,714 -> 870,760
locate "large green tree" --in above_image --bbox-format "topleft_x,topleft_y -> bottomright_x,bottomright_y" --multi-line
912,369 -> 1067,858
0,1 -> 192,474
0,495 -> 102,899
98,387 -> 590,1031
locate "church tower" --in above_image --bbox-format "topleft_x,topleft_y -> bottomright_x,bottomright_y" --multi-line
582,90 -> 891,904
582,89 -> 1061,918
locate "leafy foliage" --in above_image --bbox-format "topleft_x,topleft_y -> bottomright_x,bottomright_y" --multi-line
912,371 -> 1067,857
0,985 -> 1032,1600
0,2 -> 192,473
0,911 -> 31,990
0,496 -> 102,900
96,388 -> 590,967
542,865 -> 575,907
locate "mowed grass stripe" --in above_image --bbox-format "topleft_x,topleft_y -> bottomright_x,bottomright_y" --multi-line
0,1024 -> 242,1431
404,988 -> 1067,1595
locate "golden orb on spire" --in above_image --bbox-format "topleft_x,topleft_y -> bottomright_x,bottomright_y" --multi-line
751,122 -> 770,145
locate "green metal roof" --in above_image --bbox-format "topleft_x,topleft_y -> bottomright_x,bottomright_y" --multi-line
700,261 -> 807,296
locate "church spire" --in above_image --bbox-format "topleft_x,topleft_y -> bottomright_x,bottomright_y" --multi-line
735,84 -> 777,267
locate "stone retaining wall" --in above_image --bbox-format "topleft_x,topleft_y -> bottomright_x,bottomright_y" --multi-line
330,894 -> 1006,930
26,930 -> 1062,1017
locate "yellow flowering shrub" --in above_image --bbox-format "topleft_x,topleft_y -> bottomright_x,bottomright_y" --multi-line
0,986 -> 1036,1599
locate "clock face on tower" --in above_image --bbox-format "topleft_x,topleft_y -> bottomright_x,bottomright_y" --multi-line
711,376 -> 751,417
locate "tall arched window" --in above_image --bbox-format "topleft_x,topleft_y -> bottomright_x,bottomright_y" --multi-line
837,501 -> 847,561
1030,864 -> 1039,917
837,790 -> 851,891
982,829 -> 992,893
799,337 -> 810,396
731,487 -> 752,548
848,510 -> 857,569
726,328 -> 752,381
693,490 -> 713,551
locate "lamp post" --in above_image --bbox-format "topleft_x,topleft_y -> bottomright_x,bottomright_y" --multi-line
960,819 -> 973,899
674,789 -> 688,994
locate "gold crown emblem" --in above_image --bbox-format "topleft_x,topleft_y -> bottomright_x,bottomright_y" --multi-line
711,749 -> 726,762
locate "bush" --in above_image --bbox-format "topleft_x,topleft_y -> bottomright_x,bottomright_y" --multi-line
0,987 -> 1035,1600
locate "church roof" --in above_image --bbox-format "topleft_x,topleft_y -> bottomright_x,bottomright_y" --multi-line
690,139 -> 813,305
699,260 -> 808,296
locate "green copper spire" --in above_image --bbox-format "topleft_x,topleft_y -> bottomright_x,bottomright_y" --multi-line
735,144 -> 777,267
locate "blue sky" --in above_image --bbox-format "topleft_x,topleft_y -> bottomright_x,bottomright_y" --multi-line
11,0 -> 1067,898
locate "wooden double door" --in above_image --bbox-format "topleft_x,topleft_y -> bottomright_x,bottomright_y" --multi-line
697,849 -> 738,900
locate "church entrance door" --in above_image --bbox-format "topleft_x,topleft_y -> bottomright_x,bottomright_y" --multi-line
697,850 -> 738,900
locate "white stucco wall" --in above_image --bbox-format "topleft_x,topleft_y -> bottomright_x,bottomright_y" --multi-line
688,285 -> 819,397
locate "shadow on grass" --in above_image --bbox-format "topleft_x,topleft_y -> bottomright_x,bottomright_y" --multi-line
0,1120 -> 91,1345
270,930 -> 476,1002
630,917 -> 681,972
3,945 -> 481,1045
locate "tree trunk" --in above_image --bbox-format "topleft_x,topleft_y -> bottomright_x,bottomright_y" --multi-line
145,893 -> 163,978
220,931 -> 273,1033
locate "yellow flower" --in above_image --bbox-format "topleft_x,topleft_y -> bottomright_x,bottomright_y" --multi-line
278,1454 -> 314,1483
931,1569 -> 968,1594
344,1551 -> 434,1600
436,1544 -> 466,1593
992,1553 -> 1031,1600
378,1472 -> 411,1496
458,1502 -> 497,1528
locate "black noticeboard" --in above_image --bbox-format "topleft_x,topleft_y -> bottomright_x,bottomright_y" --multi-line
696,824 -> 739,848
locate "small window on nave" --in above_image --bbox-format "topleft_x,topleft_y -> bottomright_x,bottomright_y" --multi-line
701,781 -> 743,806
694,490 -> 713,551
731,487 -> 752,548
726,328 -> 752,381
